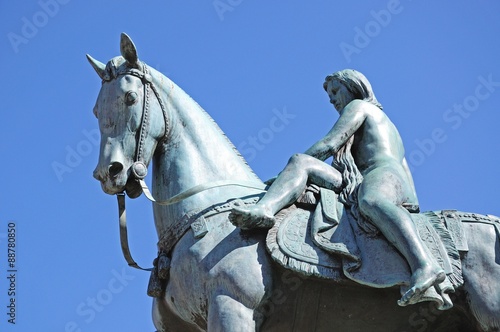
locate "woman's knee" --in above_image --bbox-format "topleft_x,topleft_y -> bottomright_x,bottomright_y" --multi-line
358,194 -> 386,217
358,194 -> 373,210
288,153 -> 307,165
287,153 -> 315,172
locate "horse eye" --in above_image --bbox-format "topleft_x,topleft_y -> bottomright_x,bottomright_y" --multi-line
125,91 -> 138,106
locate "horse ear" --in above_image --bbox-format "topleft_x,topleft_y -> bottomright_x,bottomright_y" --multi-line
86,54 -> 108,80
120,33 -> 139,67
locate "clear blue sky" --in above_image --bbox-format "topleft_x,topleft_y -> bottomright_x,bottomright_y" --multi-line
1,1 -> 500,331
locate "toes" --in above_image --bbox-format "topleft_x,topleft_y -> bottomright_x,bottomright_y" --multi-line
397,288 -> 416,307
398,283 -> 427,306
229,212 -> 244,227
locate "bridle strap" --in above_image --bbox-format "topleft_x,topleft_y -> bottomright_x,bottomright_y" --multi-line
118,193 -> 153,271
131,63 -> 170,165
139,179 -> 266,205
135,68 -> 150,164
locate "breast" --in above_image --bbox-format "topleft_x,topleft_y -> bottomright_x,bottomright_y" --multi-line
352,116 -> 405,172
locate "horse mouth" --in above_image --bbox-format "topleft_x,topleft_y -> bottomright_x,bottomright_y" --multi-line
99,174 -> 142,198
125,178 -> 143,198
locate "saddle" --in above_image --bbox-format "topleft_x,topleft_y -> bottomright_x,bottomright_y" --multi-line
266,188 -> 466,310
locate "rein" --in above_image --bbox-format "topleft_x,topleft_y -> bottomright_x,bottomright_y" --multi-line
116,179 -> 266,271
110,62 -> 267,270
117,180 -> 266,271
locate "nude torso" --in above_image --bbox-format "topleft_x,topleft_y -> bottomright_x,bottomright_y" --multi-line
344,100 -> 418,204
350,102 -> 404,171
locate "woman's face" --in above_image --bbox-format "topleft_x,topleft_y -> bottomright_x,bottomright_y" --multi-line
325,79 -> 355,113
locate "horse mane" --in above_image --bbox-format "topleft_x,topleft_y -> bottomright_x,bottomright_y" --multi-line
147,63 -> 260,181
191,98 -> 260,180
200,109 -> 260,179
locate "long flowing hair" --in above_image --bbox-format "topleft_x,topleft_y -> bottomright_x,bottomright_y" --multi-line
324,70 -> 382,233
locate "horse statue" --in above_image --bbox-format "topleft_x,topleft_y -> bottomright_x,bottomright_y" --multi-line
88,33 -> 500,331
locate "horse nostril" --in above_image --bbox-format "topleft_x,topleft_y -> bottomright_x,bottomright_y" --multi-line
108,162 -> 124,178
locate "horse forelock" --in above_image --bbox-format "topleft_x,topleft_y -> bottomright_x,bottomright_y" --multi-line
101,56 -> 145,82
103,56 -> 128,81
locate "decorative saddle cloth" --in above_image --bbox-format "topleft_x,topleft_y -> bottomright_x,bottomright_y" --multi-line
266,188 -> 466,310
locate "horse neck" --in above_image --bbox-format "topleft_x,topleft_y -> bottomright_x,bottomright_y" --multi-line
150,74 -> 262,228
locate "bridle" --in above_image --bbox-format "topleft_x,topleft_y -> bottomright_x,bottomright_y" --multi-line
102,61 -> 266,271
108,62 -> 170,182
104,61 -> 170,271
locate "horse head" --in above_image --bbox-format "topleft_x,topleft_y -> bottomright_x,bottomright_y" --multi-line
88,33 -> 167,198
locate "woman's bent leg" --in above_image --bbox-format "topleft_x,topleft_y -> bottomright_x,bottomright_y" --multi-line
229,154 -> 342,229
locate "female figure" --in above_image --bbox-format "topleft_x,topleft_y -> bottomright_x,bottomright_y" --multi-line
230,69 -> 445,306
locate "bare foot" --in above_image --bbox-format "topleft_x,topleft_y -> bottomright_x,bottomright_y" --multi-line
229,206 -> 275,230
398,265 -> 446,306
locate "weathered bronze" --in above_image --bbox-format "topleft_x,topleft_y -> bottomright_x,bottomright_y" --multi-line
88,33 -> 500,331
230,69 -> 444,307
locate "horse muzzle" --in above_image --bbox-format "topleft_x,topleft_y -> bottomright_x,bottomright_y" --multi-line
94,160 -> 145,198
94,162 -> 128,193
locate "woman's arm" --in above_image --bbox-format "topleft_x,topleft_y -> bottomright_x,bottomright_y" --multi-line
305,100 -> 367,161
